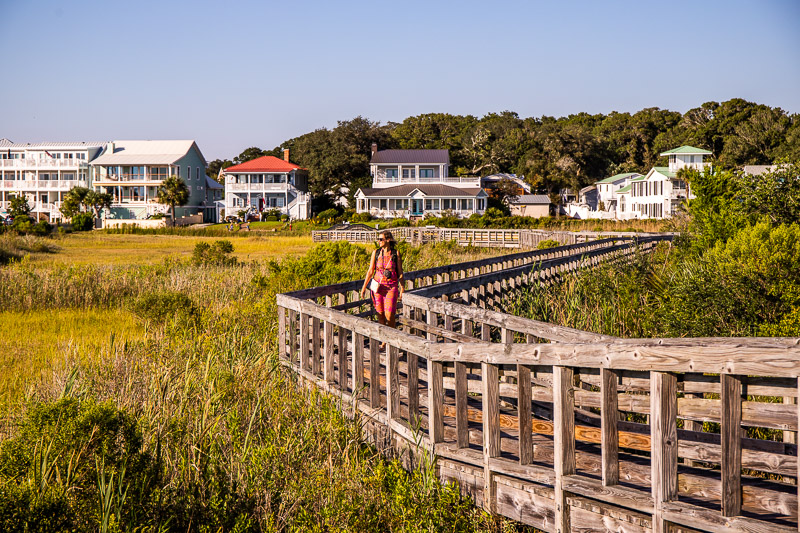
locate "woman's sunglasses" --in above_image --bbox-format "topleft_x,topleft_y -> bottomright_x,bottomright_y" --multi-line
378,237 -> 385,242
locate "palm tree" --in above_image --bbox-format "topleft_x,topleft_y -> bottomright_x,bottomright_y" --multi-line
157,175 -> 190,226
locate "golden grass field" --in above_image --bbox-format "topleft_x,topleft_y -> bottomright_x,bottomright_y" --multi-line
29,232 -> 314,265
0,308 -> 143,407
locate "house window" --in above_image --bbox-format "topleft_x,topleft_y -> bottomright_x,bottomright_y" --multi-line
419,169 -> 434,178
459,199 -> 472,211
380,199 -> 387,210
358,199 -> 366,211
385,169 -> 398,180
402,169 -> 416,179
196,167 -> 200,181
477,198 -> 485,211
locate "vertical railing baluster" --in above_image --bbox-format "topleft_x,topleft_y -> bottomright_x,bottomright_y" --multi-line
324,318 -> 334,383
483,362 -> 500,514
277,306 -> 286,359
427,358 -> 444,443
299,313 -> 309,371
554,366 -> 575,533
518,364 -> 533,464
601,368 -> 620,486
408,352 -> 419,424
289,310 -> 298,364
311,317 -> 321,376
338,326 -> 348,390
387,345 -> 400,420
651,371 -> 678,533
353,332 -> 364,398
721,374 -> 742,516
369,338 -> 380,408
455,361 -> 469,448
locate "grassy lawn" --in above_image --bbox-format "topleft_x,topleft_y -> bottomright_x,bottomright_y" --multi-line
0,308 -> 143,406
27,232 -> 314,265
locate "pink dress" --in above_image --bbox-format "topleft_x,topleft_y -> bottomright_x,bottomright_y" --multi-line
371,250 -> 399,314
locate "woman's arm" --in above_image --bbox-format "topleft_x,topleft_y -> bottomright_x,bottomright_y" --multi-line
360,250 -> 377,298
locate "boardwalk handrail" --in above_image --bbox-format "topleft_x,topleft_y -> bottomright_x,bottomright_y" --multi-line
277,235 -> 800,533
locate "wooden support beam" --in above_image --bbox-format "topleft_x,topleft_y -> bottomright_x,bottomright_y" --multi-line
553,366 -> 575,533
651,371 -> 678,533
288,310 -> 297,364
721,374 -> 742,517
601,368 -> 620,486
455,361 -> 469,448
369,337 -> 380,408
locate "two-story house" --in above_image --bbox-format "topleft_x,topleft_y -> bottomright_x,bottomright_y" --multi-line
595,172 -> 643,214
220,150 -> 310,220
355,144 -> 487,218
627,145 -> 711,219
0,139 -> 105,222
91,140 -> 209,221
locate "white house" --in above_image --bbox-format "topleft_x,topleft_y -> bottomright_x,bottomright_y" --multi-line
220,150 -> 311,220
626,145 -> 711,219
0,139 -> 105,222
91,140 -> 212,221
355,144 -> 487,218
595,172 -> 643,214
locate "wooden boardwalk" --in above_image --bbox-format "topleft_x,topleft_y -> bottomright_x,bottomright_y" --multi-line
312,226 -> 674,248
277,235 -> 800,532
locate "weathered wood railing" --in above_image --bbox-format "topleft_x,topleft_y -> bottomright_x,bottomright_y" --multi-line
312,226 -> 674,248
275,234 -> 800,532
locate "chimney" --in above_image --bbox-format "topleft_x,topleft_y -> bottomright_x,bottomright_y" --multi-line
283,148 -> 290,162
108,142 -> 115,153
371,143 -> 378,156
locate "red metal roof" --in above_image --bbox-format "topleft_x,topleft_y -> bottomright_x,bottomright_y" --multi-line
223,155 -> 305,173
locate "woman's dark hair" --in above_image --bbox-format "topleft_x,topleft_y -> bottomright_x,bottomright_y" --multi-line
380,230 -> 399,271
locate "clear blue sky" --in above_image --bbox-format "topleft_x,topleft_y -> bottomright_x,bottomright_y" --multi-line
1,0 -> 798,160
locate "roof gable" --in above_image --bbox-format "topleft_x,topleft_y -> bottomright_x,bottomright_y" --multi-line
223,155 -> 305,173
660,145 -> 712,156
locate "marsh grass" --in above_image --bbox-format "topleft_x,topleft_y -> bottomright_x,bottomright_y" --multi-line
0,237 -> 529,532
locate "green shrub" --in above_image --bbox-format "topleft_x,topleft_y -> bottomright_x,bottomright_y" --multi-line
318,208 -> 340,221
537,239 -> 561,250
280,214 -> 289,222
385,218 -> 410,228
132,290 -> 198,323
350,212 -> 372,223
192,240 -> 237,266
71,212 -> 94,232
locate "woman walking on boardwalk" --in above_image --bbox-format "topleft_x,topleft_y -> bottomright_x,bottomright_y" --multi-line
360,230 -> 404,328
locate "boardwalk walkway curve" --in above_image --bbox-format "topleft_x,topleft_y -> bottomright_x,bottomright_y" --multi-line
276,235 -> 800,533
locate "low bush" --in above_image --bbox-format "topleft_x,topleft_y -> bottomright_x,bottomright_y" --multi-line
132,290 -> 198,323
192,240 -> 237,266
71,212 -> 94,232
537,239 -> 561,249
350,212 -> 372,223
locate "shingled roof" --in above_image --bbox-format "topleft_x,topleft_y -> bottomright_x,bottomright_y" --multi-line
359,184 -> 482,197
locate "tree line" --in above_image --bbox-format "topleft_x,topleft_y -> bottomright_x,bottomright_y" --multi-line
208,98 -> 800,206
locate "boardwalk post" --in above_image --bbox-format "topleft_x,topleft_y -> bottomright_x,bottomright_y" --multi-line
601,368 -> 619,486
553,366 -> 575,533
288,310 -> 298,364
651,371 -> 677,533
482,362 -> 500,513
721,374 -> 742,516
455,361 -> 469,448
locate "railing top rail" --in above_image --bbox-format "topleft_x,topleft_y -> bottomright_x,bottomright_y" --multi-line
429,338 -> 800,376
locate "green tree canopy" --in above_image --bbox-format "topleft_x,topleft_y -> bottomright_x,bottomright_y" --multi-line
8,194 -> 30,218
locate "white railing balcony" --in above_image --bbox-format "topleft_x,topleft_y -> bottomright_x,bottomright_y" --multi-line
1,179 -> 88,190
0,159 -> 89,170
373,175 -> 480,187
668,161 -> 711,173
